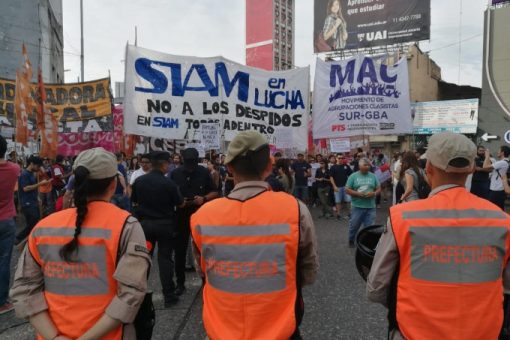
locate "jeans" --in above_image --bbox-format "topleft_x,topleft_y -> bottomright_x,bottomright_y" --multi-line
293,186 -> 309,202
333,187 -> 351,203
40,192 -> 55,217
17,205 -> 40,242
348,206 -> 376,243
0,219 -> 16,305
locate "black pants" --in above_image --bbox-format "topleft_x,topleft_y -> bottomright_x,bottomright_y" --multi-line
489,190 -> 507,211
471,181 -> 490,200
141,219 -> 177,299
16,205 -> 40,242
176,210 -> 193,287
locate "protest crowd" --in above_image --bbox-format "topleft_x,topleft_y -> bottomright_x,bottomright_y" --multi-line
1,130 -> 510,339
3,0 -> 510,337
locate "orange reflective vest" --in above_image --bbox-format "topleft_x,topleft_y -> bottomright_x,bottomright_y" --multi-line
28,201 -> 130,340
390,186 -> 510,339
190,190 -> 300,340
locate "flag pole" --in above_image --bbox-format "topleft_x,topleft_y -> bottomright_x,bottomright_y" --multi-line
80,0 -> 84,82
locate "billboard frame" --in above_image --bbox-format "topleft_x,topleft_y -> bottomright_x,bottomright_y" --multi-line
313,0 -> 431,57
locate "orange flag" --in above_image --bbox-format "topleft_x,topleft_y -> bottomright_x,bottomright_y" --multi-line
37,68 -> 58,158
14,44 -> 33,146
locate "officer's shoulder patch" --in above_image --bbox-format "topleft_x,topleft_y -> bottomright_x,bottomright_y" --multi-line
134,245 -> 150,255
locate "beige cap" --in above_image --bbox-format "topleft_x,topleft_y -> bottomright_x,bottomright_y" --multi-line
73,147 -> 118,179
426,132 -> 476,173
225,131 -> 268,164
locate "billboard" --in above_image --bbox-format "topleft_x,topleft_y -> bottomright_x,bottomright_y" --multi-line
313,0 -> 430,53
124,45 -> 310,151
412,99 -> 479,135
246,0 -> 274,70
312,55 -> 412,139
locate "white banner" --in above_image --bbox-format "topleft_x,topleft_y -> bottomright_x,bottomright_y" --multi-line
124,45 -> 310,150
329,138 -> 351,153
200,123 -> 221,150
412,99 -> 479,134
313,55 -> 412,139
274,127 -> 293,149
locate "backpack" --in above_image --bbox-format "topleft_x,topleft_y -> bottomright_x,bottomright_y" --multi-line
495,160 -> 510,187
416,170 -> 431,199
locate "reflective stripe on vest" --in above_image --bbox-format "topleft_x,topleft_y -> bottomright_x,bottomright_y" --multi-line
28,202 -> 129,340
191,191 -> 300,340
410,226 -> 507,283
390,187 -> 510,340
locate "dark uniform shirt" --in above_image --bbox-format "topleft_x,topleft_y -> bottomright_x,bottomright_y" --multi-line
131,170 -> 183,220
472,156 -> 490,182
171,165 -> 216,213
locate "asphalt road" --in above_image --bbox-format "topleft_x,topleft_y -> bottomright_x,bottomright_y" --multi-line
0,202 -> 390,339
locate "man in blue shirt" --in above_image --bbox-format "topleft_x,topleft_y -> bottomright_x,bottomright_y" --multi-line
16,156 -> 49,245
291,153 -> 311,202
112,152 -> 129,211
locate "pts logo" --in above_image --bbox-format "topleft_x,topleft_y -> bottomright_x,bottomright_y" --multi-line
331,125 -> 346,132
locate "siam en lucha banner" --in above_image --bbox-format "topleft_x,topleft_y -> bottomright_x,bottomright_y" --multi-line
124,45 -> 310,151
312,55 -> 412,139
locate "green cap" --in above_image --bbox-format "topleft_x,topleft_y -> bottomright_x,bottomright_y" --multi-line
73,147 -> 117,179
225,131 -> 269,164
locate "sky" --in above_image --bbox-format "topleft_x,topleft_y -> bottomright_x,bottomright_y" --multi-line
62,0 -> 488,92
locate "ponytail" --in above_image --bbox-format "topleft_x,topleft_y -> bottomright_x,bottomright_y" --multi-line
60,166 -> 89,262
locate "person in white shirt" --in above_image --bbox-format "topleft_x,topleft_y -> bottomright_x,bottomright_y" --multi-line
391,152 -> 402,205
128,154 -> 151,196
483,145 -> 510,210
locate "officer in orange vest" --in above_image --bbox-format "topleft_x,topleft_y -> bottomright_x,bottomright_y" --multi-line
10,147 -> 151,340
190,131 -> 318,340
367,132 -> 510,340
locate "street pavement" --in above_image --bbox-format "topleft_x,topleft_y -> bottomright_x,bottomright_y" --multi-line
0,200 -> 390,339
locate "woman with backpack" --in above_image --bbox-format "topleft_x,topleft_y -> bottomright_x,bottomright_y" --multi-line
398,151 -> 430,203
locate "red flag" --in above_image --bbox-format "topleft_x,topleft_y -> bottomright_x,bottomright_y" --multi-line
14,44 -> 33,146
37,67 -> 58,158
